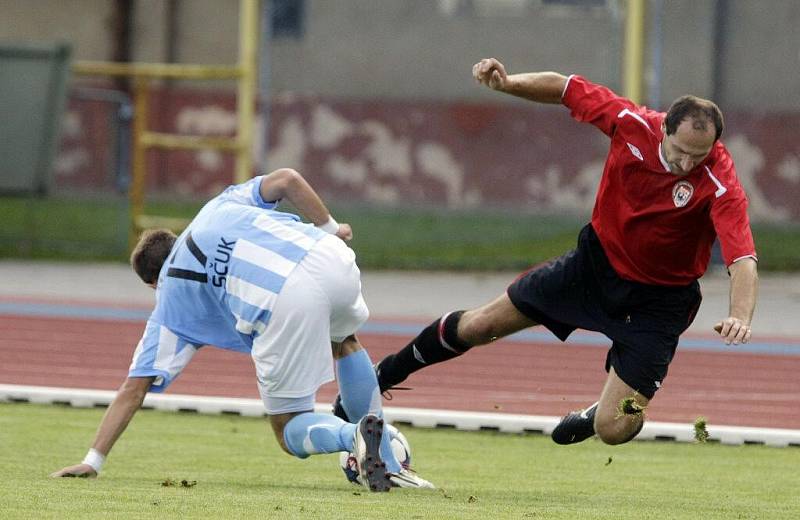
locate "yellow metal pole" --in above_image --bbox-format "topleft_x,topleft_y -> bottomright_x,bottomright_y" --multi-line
129,76 -> 149,250
141,132 -> 241,151
623,0 -> 646,104
73,61 -> 241,79
235,0 -> 259,183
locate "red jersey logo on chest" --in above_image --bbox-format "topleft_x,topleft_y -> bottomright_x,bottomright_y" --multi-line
672,180 -> 694,208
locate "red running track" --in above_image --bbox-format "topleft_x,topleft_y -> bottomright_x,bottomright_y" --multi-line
2,314 -> 800,429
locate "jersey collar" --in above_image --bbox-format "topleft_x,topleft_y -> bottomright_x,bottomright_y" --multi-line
657,142 -> 671,173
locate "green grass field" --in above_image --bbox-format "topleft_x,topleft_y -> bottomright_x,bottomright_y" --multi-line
2,403 -> 799,519
3,195 -> 800,271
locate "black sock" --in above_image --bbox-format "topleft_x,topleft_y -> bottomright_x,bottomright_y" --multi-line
376,311 -> 471,391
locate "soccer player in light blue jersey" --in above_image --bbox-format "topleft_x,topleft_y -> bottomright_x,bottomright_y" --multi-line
51,168 -> 433,491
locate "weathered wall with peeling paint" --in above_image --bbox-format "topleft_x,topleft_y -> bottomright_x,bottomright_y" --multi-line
56,89 -> 800,222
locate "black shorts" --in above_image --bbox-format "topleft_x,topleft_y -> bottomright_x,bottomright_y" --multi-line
507,224 -> 702,399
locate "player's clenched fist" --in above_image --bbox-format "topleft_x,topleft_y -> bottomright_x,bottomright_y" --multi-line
472,58 -> 508,91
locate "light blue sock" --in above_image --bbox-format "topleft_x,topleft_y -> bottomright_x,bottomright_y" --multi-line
282,413 -> 356,459
336,349 -> 401,473
336,349 -> 382,422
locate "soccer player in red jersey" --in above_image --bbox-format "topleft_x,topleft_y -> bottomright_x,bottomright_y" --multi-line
335,58 -> 758,446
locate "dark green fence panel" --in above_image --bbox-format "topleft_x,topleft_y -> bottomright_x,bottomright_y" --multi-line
0,43 -> 72,194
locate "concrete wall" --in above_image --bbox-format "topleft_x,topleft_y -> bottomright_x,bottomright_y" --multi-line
716,0 -> 800,111
270,0 -> 621,100
0,0 -> 800,110
2,0 -> 799,109
0,0 -> 115,61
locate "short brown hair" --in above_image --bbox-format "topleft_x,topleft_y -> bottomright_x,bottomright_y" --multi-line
130,229 -> 177,284
664,95 -> 724,141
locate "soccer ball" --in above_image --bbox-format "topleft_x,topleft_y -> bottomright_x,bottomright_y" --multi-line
340,427 -> 411,485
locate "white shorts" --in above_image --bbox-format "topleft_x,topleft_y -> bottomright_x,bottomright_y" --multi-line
253,234 -> 369,407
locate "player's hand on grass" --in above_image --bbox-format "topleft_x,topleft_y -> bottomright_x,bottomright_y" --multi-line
50,463 -> 98,479
472,58 -> 508,91
713,317 -> 751,346
335,223 -> 353,241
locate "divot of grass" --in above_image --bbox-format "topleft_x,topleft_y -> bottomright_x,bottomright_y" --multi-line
161,478 -> 197,488
616,394 -> 646,419
694,417 -> 710,443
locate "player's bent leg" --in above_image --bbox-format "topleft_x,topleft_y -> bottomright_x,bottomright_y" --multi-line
275,410 -> 391,492
457,293 -> 539,346
376,293 -> 538,392
331,336 -> 414,476
594,366 -> 649,445
269,411 -> 307,455
334,335 -> 382,423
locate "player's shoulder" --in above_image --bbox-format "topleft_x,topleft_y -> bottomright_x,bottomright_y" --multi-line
613,104 -> 662,138
705,140 -> 737,178
702,140 -> 748,200
564,75 -> 625,107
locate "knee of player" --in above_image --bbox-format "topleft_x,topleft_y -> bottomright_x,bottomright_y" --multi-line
120,376 -> 153,401
594,415 -> 643,446
271,426 -> 296,456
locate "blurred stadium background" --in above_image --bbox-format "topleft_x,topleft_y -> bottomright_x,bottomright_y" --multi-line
1,0 -> 799,269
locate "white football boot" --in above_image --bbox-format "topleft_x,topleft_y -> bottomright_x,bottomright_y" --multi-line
352,414 -> 390,492
387,468 -> 436,489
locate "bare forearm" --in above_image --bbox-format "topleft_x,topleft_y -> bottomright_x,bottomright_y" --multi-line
728,258 -> 758,324
283,175 -> 332,226
500,72 -> 569,104
260,168 -> 331,225
92,377 -> 152,455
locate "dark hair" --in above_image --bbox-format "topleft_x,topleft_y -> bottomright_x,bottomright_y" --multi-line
130,228 -> 177,284
664,95 -> 724,141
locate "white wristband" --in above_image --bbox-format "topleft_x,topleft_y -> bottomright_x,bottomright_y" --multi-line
82,448 -> 105,473
317,215 -> 340,235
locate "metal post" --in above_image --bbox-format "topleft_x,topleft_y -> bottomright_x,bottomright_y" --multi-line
235,0 -> 259,183
258,0 -> 272,173
648,0 -> 664,109
711,0 -> 729,103
623,0 -> 646,104
130,76 -> 149,250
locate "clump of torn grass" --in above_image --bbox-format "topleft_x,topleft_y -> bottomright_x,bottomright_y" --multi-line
161,478 -> 197,488
616,394 -> 646,419
694,417 -> 710,443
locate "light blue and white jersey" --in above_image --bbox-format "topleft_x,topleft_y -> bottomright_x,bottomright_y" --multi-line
129,176 -> 328,389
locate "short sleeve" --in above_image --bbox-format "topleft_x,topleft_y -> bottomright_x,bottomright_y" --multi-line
709,155 -> 757,266
128,319 -> 199,392
562,75 -> 638,137
217,176 -> 279,209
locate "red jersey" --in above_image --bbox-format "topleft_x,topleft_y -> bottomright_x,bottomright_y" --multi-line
561,75 -> 756,286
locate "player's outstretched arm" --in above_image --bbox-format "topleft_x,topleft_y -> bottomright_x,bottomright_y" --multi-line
713,257 -> 758,345
472,58 -> 568,104
51,376 -> 154,478
259,168 -> 352,241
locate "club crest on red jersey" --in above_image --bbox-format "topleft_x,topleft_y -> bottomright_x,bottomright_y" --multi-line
672,180 -> 694,207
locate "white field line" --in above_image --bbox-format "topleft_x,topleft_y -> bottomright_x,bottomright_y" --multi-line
2,384 -> 800,447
